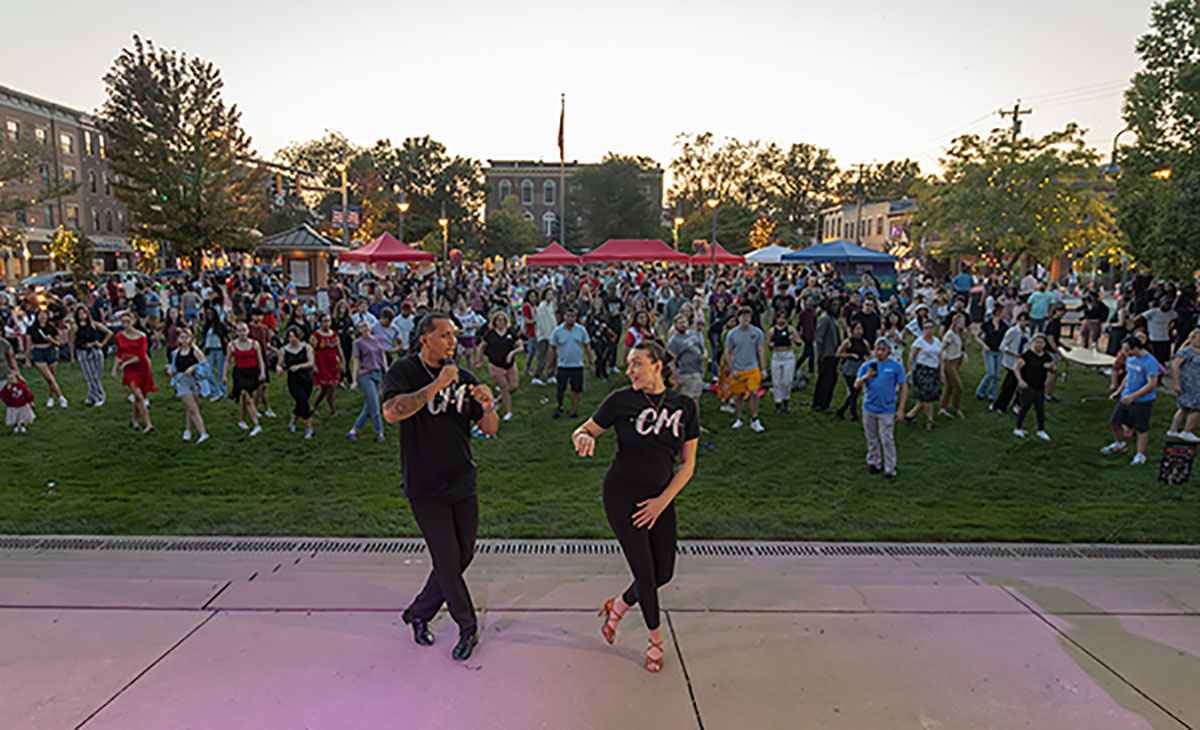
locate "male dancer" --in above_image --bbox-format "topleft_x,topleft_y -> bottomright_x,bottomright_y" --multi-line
381,312 -> 499,661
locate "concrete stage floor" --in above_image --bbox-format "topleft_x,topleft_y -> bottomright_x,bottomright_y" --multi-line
1,539 -> 1198,730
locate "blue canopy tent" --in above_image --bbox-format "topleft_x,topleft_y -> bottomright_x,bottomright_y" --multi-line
779,239 -> 899,264
781,239 -> 899,300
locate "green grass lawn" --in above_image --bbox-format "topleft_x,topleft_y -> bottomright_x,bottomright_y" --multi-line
2,339 -> 1197,542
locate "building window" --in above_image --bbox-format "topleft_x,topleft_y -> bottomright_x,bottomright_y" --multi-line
44,205 -> 53,227
876,216 -> 884,236
543,212 -> 556,237
98,134 -> 106,158
117,211 -> 124,231
103,173 -> 111,196
16,211 -> 27,226
35,128 -> 46,145
520,180 -> 533,205
543,180 -> 555,206
5,120 -> 17,140
84,131 -> 93,155
105,210 -> 113,232
63,166 -> 76,184
40,164 -> 50,188
90,208 -> 99,231
88,170 -> 97,193
522,210 -> 534,222
66,204 -> 79,227
498,179 -> 511,201
60,133 -> 74,156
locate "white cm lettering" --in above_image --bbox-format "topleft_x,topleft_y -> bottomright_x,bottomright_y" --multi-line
635,407 -> 683,438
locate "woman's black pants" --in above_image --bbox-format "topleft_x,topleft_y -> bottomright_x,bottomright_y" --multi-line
407,495 -> 479,636
812,356 -> 838,410
604,479 -> 677,631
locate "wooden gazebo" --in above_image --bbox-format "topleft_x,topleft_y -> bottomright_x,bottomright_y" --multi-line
256,224 -> 345,294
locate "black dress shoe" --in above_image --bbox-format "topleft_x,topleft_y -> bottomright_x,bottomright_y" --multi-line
868,465 -> 882,474
402,609 -> 435,646
452,630 -> 478,661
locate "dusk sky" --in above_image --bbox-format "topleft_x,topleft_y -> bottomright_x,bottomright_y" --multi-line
2,0 -> 1157,178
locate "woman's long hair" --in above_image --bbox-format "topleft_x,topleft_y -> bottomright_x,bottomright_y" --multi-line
633,339 -> 676,390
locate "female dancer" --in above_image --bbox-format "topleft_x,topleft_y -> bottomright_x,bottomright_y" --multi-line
571,340 -> 699,673
111,311 -> 155,433
905,318 -> 944,429
161,306 -> 184,367
476,310 -> 523,420
834,319 -> 869,421
222,321 -> 265,437
310,313 -> 345,416
27,309 -> 67,408
278,326 -> 315,438
939,312 -> 968,420
167,328 -> 210,443
69,305 -> 111,407
768,309 -> 803,413
1168,327 -> 1200,442
347,319 -> 386,442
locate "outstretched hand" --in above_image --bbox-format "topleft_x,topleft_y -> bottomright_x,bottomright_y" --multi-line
573,431 -> 595,457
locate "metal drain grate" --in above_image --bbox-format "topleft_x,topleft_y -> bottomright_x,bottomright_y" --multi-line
2,536 -> 1198,561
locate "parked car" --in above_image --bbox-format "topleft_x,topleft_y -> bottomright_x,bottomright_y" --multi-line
153,267 -> 189,280
19,272 -> 74,292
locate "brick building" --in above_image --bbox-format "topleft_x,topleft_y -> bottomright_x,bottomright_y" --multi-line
483,160 -> 664,250
0,84 -> 130,284
819,198 -> 915,252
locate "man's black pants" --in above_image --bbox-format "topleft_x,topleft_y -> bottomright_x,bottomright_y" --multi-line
408,495 -> 478,635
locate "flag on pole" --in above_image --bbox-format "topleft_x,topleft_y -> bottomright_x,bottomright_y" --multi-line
557,93 -> 565,162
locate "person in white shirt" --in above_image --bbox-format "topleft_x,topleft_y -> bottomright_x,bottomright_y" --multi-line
905,318 -> 943,429
532,287 -> 558,384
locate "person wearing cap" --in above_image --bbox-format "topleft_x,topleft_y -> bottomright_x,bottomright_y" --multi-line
1012,333 -> 1054,440
855,337 -> 908,478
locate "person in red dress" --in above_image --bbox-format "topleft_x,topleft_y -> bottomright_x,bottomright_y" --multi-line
310,313 -> 345,417
111,311 -> 156,433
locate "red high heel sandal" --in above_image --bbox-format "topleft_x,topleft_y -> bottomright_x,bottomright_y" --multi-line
598,598 -> 624,645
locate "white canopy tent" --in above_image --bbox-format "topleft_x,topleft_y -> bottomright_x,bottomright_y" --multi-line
745,244 -> 795,264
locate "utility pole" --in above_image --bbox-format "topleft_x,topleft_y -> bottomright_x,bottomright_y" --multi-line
998,99 -> 1032,143
853,162 -> 866,245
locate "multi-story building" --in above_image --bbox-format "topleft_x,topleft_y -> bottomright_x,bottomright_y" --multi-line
0,84 -> 130,284
819,198 -> 916,252
483,160 -> 664,250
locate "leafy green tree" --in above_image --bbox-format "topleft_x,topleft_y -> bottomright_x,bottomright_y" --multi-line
1114,0 -> 1200,277
483,195 -> 543,259
751,142 -> 839,245
570,154 -> 663,246
668,133 -> 764,214
46,225 -> 94,295
678,202 -> 758,255
837,159 -> 924,203
911,124 -> 1103,273
0,136 -> 79,249
98,36 -> 267,270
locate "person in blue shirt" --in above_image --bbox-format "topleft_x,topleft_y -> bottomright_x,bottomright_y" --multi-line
1101,335 -> 1161,465
854,337 -> 909,478
550,307 -> 592,419
952,268 -> 974,297
1027,283 -> 1054,333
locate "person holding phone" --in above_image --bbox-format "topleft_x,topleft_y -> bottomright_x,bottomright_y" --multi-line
855,338 -> 908,478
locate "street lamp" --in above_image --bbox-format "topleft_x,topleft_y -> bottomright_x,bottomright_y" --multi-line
706,195 -> 719,269
672,216 -> 684,250
393,183 -> 410,243
438,200 -> 449,266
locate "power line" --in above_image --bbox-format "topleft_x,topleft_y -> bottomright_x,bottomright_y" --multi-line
1024,78 -> 1127,102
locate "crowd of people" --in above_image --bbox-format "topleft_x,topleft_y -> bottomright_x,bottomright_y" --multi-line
1,261 -> 1198,471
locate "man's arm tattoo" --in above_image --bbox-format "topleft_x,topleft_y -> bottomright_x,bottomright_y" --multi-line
382,381 -> 439,423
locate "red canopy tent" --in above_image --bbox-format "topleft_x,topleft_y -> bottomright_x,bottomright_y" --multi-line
690,241 -> 744,265
582,239 -> 690,263
524,241 -> 581,266
339,232 -> 435,263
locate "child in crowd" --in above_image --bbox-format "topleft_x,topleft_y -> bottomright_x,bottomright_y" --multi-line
2,369 -> 35,433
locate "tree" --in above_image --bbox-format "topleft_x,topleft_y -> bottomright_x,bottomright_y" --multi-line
128,233 -> 161,273
751,142 -> 839,245
483,195 -> 542,259
1114,0 -> 1200,277
678,202 -> 758,255
668,133 -> 763,214
911,124 -> 1104,273
569,154 -> 663,247
46,225 -> 94,295
748,215 -> 780,250
837,159 -> 924,203
0,136 -> 79,250
98,36 -> 267,271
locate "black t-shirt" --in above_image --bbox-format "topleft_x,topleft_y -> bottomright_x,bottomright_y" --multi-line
771,294 -> 795,318
981,319 -> 1006,351
380,354 -> 484,501
853,310 -> 881,344
1019,349 -> 1053,390
28,322 -> 56,346
1044,318 -> 1062,348
591,386 -> 700,490
480,326 -> 522,369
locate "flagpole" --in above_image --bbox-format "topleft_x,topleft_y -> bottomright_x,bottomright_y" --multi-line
559,93 -> 566,251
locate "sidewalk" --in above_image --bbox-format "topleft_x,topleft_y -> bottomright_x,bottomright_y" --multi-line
2,540 -> 1198,730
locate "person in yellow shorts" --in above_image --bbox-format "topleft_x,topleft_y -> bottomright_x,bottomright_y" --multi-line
723,306 -> 766,431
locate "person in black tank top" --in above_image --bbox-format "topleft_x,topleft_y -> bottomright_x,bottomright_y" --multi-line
167,329 -> 209,443
70,305 -> 112,406
571,340 -> 700,674
768,310 -> 802,412
277,326 -> 315,437
835,320 -> 870,421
